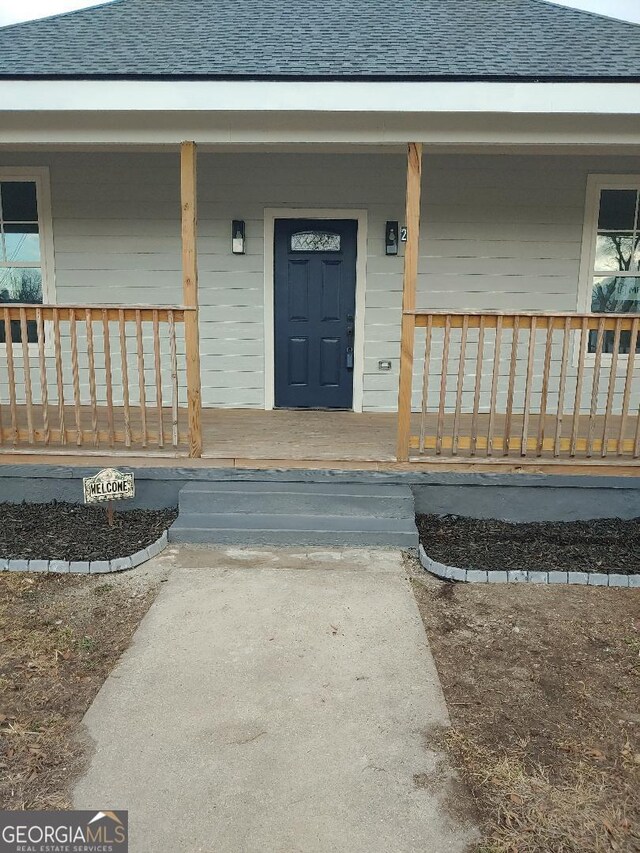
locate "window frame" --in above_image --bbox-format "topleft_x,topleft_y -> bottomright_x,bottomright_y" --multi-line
0,166 -> 55,352
577,173 -> 640,367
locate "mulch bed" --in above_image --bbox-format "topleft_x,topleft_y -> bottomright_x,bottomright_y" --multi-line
0,501 -> 177,562
417,514 -> 640,575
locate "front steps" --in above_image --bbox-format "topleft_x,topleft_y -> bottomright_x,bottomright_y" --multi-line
168,481 -> 418,548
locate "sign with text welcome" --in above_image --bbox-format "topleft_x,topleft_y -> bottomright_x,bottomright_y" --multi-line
83,468 -> 135,504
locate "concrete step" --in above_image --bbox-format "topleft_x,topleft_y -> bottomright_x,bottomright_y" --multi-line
178,481 -> 414,518
169,513 -> 418,548
171,481 -> 418,548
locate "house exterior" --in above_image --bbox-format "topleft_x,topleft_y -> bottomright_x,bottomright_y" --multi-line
0,0 -> 640,473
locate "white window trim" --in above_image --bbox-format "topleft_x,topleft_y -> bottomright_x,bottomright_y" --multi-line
263,207 -> 368,413
576,173 -> 640,368
0,166 -> 56,353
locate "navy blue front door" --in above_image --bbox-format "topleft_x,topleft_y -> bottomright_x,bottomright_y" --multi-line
274,219 -> 357,409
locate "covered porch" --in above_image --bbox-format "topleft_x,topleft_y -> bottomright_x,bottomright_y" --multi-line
1,142 -> 639,473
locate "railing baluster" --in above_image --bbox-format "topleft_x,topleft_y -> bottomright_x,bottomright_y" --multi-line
19,307 -> 35,444
586,316 -> 605,458
418,315 -> 433,455
153,308 -> 164,448
35,307 -> 50,445
536,317 -> 553,457
570,316 -> 589,458
618,316 -> 638,457
136,308 -> 148,449
435,315 -> 451,456
85,309 -> 99,447
4,307 -> 18,445
53,307 -> 66,445
520,316 -> 537,457
601,317 -> 621,458
168,310 -> 179,449
487,316 -> 502,457
554,316 -> 571,457
118,309 -> 132,448
451,315 -> 468,456
504,316 -> 519,456
470,316 -> 485,457
69,308 -> 83,446
102,309 -> 115,448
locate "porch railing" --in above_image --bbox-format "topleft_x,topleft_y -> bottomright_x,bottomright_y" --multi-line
0,304 -> 197,454
399,310 -> 640,462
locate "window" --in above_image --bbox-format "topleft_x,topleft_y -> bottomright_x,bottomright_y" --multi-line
0,169 -> 54,344
581,177 -> 640,355
290,230 -> 341,252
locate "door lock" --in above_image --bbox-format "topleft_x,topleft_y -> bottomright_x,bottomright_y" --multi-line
346,347 -> 354,370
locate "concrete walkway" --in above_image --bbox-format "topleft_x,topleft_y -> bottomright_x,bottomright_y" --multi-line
74,546 -> 476,853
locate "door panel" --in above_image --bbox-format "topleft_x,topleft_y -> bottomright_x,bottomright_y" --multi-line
274,218 -> 357,409
319,337 -> 341,387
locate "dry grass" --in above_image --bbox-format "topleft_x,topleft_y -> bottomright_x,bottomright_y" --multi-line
411,567 -> 640,853
0,568 -> 164,809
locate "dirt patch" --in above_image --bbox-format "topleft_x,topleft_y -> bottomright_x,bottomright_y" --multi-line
417,514 -> 640,574
0,502 -> 177,561
0,561 -> 167,809
410,562 -> 640,852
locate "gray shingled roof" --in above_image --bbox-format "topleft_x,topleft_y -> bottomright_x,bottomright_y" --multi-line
0,0 -> 639,80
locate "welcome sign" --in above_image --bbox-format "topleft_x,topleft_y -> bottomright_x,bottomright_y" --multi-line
83,468 -> 135,504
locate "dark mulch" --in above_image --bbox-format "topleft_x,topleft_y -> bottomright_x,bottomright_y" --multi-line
0,501 -> 177,561
417,514 -> 640,574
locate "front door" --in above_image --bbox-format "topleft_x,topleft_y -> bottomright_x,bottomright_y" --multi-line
274,218 -> 357,409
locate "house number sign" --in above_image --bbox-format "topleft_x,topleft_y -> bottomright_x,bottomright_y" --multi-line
83,468 -> 135,504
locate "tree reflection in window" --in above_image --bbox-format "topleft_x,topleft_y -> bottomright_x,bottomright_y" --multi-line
0,180 -> 42,344
590,188 -> 640,354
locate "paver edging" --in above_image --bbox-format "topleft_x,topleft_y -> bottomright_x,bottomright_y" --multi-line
419,545 -> 637,588
1,531 -> 168,575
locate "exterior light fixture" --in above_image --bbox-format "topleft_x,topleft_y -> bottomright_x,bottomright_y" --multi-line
385,221 -> 399,255
232,220 -> 245,254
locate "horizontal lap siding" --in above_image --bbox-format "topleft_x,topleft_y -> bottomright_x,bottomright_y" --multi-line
387,154 -> 640,413
0,151 -> 638,413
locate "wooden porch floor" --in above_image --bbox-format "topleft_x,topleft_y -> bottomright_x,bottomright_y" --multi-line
202,409 -> 399,463
1,406 -> 639,474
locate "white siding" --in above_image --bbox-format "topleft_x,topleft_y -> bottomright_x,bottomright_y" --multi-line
0,150 -> 638,411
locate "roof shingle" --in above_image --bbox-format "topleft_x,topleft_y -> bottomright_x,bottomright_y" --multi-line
0,0 -> 639,80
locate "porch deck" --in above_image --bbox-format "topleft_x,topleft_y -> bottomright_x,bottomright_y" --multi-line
2,406 -> 639,474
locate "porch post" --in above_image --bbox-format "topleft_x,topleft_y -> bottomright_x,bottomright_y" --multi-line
396,142 -> 423,461
181,140 -> 203,458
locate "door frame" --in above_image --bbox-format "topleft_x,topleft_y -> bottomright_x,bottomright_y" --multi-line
264,207 -> 368,412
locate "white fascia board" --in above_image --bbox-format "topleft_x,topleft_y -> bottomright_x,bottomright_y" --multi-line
2,80 -> 640,114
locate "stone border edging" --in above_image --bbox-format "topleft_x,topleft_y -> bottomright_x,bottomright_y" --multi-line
0,531 -> 168,575
419,544 -> 639,589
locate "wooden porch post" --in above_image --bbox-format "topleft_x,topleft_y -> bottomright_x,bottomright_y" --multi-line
396,142 -> 423,461
181,141 -> 203,458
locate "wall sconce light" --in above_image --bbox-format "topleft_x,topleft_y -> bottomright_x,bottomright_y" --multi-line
232,220 -> 246,255
385,221 -> 399,256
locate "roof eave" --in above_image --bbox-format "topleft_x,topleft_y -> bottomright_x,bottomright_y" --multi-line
1,72 -> 640,83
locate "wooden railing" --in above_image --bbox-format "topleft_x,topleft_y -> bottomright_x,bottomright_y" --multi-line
398,310 -> 640,463
0,304 -> 199,455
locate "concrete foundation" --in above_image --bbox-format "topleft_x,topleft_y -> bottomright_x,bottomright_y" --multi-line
0,465 -> 639,522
